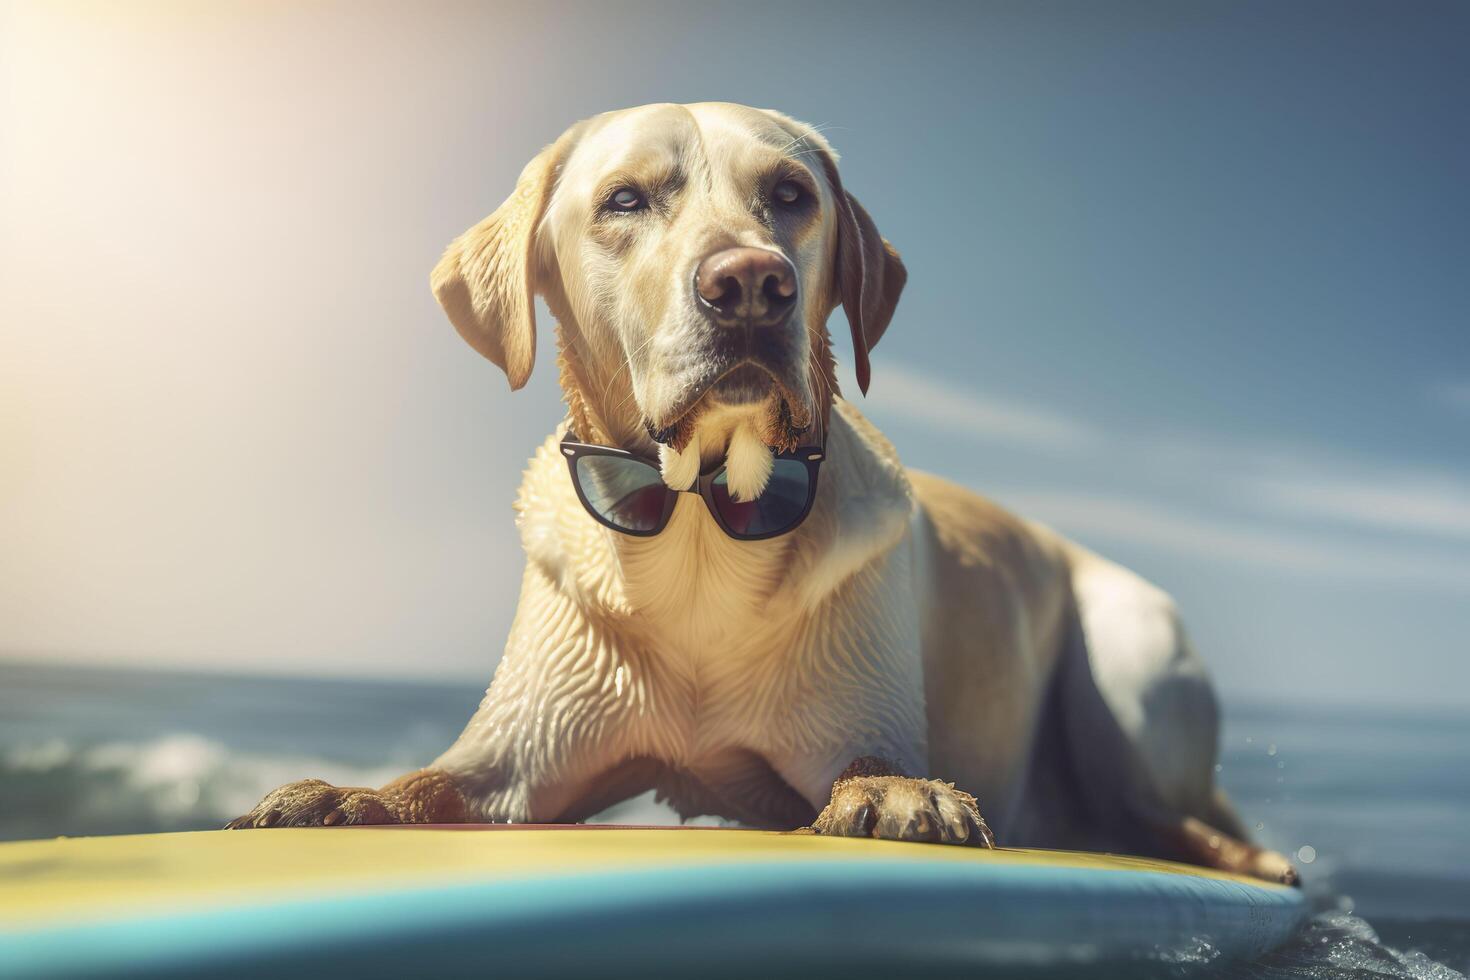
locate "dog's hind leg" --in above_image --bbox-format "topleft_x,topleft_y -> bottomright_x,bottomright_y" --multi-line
1056,548 -> 1298,885
1143,799 -> 1299,884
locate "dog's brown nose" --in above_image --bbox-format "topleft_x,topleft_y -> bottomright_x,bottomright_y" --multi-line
695,247 -> 797,327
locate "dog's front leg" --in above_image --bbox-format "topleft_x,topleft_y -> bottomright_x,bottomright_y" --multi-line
807,756 -> 995,847
227,568 -> 645,829
768,663 -> 995,848
774,563 -> 997,848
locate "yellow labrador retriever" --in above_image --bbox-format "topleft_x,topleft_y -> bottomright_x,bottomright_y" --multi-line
229,103 -> 1295,884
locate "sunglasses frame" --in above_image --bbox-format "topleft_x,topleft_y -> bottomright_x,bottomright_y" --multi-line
560,432 -> 825,541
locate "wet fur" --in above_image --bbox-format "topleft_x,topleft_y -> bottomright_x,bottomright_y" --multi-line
229,103 -> 1295,886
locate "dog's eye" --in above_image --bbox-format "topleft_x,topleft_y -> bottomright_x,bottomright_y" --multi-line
772,180 -> 805,207
608,187 -> 646,212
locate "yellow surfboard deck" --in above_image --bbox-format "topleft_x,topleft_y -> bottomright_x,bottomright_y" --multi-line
1,826 -> 1306,978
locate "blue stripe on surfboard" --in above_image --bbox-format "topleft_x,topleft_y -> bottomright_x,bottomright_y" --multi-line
0,858 -> 1306,979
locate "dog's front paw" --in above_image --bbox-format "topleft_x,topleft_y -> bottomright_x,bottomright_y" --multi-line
811,773 -> 995,847
225,778 -> 398,829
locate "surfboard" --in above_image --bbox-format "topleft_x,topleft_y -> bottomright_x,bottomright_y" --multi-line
0,825 -> 1306,978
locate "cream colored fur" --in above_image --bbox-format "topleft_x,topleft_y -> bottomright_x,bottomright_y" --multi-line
433,102 -> 1238,840
235,103 -> 1294,881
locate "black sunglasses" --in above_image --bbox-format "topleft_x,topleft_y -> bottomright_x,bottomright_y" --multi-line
560,432 -> 825,540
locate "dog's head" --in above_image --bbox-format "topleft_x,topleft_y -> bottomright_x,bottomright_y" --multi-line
432,103 -> 904,498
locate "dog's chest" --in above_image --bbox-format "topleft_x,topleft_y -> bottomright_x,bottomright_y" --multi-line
633,598 -> 807,756
614,498 -> 796,646
606,498 -> 922,765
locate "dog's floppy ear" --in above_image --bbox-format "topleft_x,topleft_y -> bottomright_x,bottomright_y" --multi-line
431,133 -> 573,390
817,154 -> 907,396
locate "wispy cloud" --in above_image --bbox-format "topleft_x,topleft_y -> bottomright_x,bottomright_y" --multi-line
866,362 -> 1470,591
1251,475 -> 1470,541
875,363 -> 1096,450
994,489 -> 1470,594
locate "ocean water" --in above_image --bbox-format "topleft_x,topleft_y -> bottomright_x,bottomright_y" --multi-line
2,661 -> 1466,978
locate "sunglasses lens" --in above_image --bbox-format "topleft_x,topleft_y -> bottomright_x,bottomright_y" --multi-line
574,455 -> 668,533
711,459 -> 812,538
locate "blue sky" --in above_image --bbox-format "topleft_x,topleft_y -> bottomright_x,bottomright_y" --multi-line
2,0 -> 1466,707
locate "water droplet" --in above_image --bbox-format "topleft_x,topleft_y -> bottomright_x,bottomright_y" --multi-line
1255,821 -> 1265,831
614,664 -> 626,697
1297,845 -> 1317,864
1214,763 -> 1223,773
1245,736 -> 1254,745
1267,743 -> 1278,756
1277,760 -> 1285,769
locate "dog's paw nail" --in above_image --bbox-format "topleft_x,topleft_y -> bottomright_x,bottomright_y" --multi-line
941,809 -> 968,841
254,809 -> 280,829
322,808 -> 345,826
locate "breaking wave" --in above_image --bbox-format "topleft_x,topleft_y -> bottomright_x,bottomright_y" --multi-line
1219,910 -> 1467,980
3,733 -> 407,839
0,733 -> 713,839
